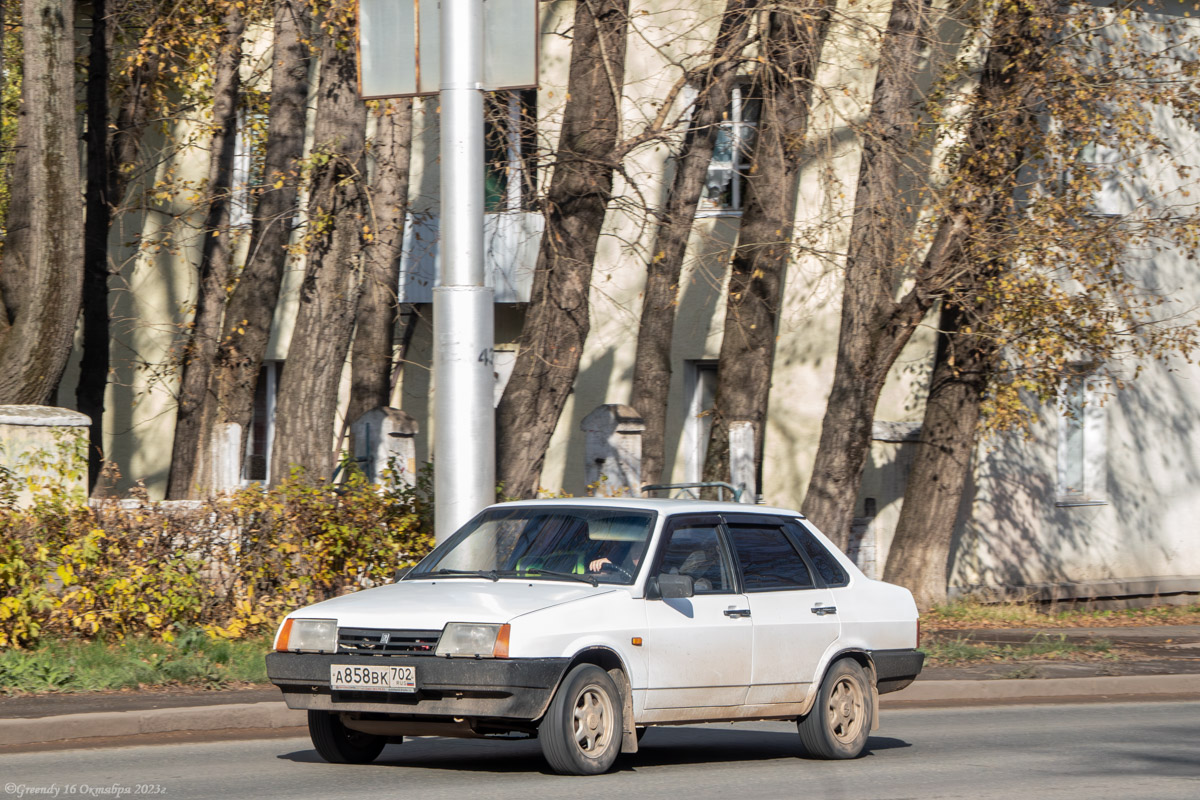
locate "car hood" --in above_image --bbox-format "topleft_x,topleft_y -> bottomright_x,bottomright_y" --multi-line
285,579 -> 617,630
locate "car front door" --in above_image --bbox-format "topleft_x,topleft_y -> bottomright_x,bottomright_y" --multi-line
644,515 -> 752,710
724,515 -> 841,706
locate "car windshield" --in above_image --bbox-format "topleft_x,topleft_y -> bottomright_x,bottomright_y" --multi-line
408,506 -> 657,586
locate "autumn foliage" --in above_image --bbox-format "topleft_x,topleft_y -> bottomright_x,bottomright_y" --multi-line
0,470 -> 434,648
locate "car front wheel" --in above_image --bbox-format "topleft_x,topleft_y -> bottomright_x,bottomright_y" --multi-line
308,710 -> 388,764
539,663 -> 623,775
797,658 -> 873,759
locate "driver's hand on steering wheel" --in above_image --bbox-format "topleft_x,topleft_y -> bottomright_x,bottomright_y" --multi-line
588,557 -> 612,572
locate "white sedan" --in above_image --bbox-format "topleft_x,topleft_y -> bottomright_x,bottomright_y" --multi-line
266,498 -> 924,775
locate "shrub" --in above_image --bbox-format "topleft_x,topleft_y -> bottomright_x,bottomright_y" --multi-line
0,468 -> 433,648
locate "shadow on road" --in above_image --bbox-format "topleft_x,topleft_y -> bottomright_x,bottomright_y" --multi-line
276,727 -> 912,774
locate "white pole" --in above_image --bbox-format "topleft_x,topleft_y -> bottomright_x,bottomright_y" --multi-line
434,0 -> 495,541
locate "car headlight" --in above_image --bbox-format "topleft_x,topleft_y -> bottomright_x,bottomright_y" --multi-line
275,618 -> 338,653
435,622 -> 510,658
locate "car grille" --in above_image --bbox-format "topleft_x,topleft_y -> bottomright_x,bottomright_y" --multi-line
337,627 -> 440,655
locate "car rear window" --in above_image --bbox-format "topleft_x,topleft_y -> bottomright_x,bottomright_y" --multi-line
726,524 -> 814,591
789,522 -> 850,587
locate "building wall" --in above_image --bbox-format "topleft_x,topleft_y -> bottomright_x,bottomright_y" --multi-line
72,0 -> 1200,601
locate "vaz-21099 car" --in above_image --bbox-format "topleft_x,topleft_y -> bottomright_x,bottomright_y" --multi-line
266,498 -> 924,775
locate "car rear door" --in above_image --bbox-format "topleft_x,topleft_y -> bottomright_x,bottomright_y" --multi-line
723,514 -> 841,706
644,515 -> 752,710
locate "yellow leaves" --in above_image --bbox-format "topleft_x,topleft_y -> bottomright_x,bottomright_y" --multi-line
55,564 -> 75,586
1,471 -> 433,648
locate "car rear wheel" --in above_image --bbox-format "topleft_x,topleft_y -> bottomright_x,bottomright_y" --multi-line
539,663 -> 623,775
308,710 -> 388,764
797,658 -> 873,759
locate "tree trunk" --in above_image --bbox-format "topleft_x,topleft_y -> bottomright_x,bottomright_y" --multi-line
882,4 -> 1048,606
0,0 -> 84,404
269,15 -> 369,484
630,0 -> 756,487
801,0 -> 932,549
883,303 -> 995,609
495,0 -> 631,499
167,4 -> 245,499
110,42 -> 162,202
803,0 -> 1045,549
347,98 -> 414,427
194,0 -> 311,492
701,1 -> 833,493
79,0 -> 111,490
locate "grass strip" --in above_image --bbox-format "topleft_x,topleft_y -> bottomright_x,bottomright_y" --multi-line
0,629 -> 272,695
924,599 -> 1200,630
924,633 -> 1116,666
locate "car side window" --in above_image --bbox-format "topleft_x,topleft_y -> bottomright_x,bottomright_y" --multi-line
727,524 -> 815,591
656,525 -> 732,594
789,522 -> 850,587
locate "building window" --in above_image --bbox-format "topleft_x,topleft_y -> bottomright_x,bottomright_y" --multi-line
231,109 -> 267,228
699,83 -> 760,214
485,89 -> 537,213
1056,367 -> 1107,505
684,360 -> 719,482
243,361 -> 282,483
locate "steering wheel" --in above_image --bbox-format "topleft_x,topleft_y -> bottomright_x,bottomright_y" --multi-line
597,561 -> 634,581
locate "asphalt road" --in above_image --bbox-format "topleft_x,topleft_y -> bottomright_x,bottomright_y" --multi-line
2,701 -> 1197,800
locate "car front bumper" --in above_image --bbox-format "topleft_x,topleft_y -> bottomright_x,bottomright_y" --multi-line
265,652 -> 571,720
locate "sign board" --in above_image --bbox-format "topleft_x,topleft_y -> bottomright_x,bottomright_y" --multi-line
357,0 -> 539,98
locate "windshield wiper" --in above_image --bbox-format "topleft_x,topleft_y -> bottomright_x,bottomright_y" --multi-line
514,568 -> 598,587
423,569 -> 500,581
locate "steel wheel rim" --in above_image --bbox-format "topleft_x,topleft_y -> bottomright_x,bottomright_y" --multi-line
572,684 -> 615,758
826,676 -> 865,744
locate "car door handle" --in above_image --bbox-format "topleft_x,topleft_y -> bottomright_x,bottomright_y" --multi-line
723,608 -> 752,618
811,605 -> 837,616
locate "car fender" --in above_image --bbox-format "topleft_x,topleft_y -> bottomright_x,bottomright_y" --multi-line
799,639 -> 882,716
507,590 -> 649,696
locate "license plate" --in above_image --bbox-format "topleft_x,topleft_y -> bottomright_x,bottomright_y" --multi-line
330,664 -> 417,692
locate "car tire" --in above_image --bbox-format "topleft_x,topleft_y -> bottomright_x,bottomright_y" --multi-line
797,658 -> 873,759
308,710 -> 388,764
539,663 -> 624,775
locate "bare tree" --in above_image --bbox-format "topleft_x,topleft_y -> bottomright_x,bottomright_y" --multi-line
701,0 -> 834,491
167,3 -> 245,498
269,6 -> 369,483
801,0 -> 933,548
0,0 -> 83,404
347,98 -> 414,426
184,0 -> 312,493
495,0 -> 632,499
630,0 -> 757,487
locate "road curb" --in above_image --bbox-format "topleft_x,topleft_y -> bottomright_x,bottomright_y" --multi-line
885,673 -> 1200,704
0,701 -> 305,747
3,675 -> 1199,748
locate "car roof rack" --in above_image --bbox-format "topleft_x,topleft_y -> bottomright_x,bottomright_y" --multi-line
640,482 -> 744,503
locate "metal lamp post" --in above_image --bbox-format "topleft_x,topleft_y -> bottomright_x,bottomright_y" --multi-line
433,0 -> 495,541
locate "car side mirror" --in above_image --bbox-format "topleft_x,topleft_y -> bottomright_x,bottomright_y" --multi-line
393,565 -> 412,582
653,573 -> 694,599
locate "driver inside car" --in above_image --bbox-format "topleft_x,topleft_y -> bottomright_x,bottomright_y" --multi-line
587,543 -> 638,575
